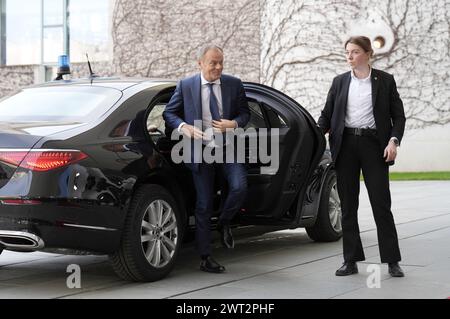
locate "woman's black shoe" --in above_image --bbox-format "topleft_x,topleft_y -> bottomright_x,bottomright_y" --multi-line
388,263 -> 405,277
335,262 -> 358,276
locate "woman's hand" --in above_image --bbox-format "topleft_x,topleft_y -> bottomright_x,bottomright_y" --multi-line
383,140 -> 398,162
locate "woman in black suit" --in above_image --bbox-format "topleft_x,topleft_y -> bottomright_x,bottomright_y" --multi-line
318,36 -> 406,277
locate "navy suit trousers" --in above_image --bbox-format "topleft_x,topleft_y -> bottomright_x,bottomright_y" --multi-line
191,160 -> 247,257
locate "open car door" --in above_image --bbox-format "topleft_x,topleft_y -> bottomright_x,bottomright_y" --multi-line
239,83 -> 326,225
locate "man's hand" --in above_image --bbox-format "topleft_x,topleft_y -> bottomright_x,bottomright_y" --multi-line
383,140 -> 398,162
181,124 -> 204,139
212,119 -> 237,133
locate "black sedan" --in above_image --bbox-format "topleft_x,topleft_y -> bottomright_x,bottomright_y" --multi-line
0,78 -> 342,282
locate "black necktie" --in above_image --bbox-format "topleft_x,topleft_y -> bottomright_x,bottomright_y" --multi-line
207,82 -> 221,121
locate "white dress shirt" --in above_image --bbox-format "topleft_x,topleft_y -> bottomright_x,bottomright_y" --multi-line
177,73 -> 223,132
199,73 -> 224,146
178,73 -> 225,146
200,73 -> 223,133
345,68 -> 376,129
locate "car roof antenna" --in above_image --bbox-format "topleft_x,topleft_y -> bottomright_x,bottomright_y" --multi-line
86,53 -> 98,82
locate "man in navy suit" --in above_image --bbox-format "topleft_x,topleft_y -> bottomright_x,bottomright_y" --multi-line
163,45 -> 250,273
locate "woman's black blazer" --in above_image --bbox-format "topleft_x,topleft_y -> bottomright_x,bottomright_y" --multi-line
318,68 -> 406,164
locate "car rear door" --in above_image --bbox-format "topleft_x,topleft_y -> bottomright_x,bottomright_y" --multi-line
239,83 -> 325,224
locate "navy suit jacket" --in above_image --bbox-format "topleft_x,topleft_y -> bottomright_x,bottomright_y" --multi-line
163,73 -> 250,172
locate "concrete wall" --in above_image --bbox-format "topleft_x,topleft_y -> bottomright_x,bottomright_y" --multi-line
0,65 -> 35,97
261,0 -> 450,172
112,0 -> 260,82
68,61 -> 115,79
393,124 -> 450,172
0,62 -> 114,95
261,0 -> 450,126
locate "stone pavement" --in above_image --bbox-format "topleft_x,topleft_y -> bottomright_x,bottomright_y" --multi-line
0,181 -> 449,299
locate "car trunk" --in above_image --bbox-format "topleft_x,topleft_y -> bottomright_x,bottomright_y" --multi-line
0,122 -> 84,189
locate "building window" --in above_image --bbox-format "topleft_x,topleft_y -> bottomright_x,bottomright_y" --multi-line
69,0 -> 112,63
42,0 -> 67,64
1,0 -> 112,66
5,0 -> 41,65
0,0 -> 6,65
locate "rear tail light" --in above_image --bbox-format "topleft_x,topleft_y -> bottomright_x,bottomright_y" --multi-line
0,151 -> 28,168
0,149 -> 88,171
1,199 -> 42,205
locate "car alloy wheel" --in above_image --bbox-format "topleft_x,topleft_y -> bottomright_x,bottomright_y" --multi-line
306,170 -> 343,242
110,184 -> 183,282
328,181 -> 342,233
141,199 -> 178,268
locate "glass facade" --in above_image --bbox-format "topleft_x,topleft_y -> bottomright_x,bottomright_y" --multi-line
43,0 -> 63,25
69,0 -> 112,63
43,24 -> 64,64
5,0 -> 41,65
1,0 -> 112,66
42,0 -> 66,64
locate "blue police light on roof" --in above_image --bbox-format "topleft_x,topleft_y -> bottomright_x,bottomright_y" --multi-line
55,54 -> 71,80
58,55 -> 70,68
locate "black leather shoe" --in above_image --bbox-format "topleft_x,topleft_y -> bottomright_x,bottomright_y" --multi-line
335,262 -> 358,276
218,223 -> 234,249
200,256 -> 226,273
388,263 -> 405,277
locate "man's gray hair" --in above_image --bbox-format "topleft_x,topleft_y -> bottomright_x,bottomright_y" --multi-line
197,44 -> 223,61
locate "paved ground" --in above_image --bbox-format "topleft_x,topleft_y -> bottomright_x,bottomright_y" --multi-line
0,181 -> 449,299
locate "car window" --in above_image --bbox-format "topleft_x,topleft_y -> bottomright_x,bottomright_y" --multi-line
0,86 -> 122,122
245,101 -> 267,129
265,106 -> 288,129
277,112 -> 287,127
146,103 -> 166,136
144,100 -> 285,134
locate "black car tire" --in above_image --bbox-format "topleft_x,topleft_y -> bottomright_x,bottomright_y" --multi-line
110,184 -> 183,282
306,170 -> 343,242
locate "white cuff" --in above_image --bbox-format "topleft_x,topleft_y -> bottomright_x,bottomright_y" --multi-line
177,122 -> 187,133
389,137 -> 399,146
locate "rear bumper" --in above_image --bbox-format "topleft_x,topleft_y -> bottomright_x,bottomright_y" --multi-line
0,199 -> 123,254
